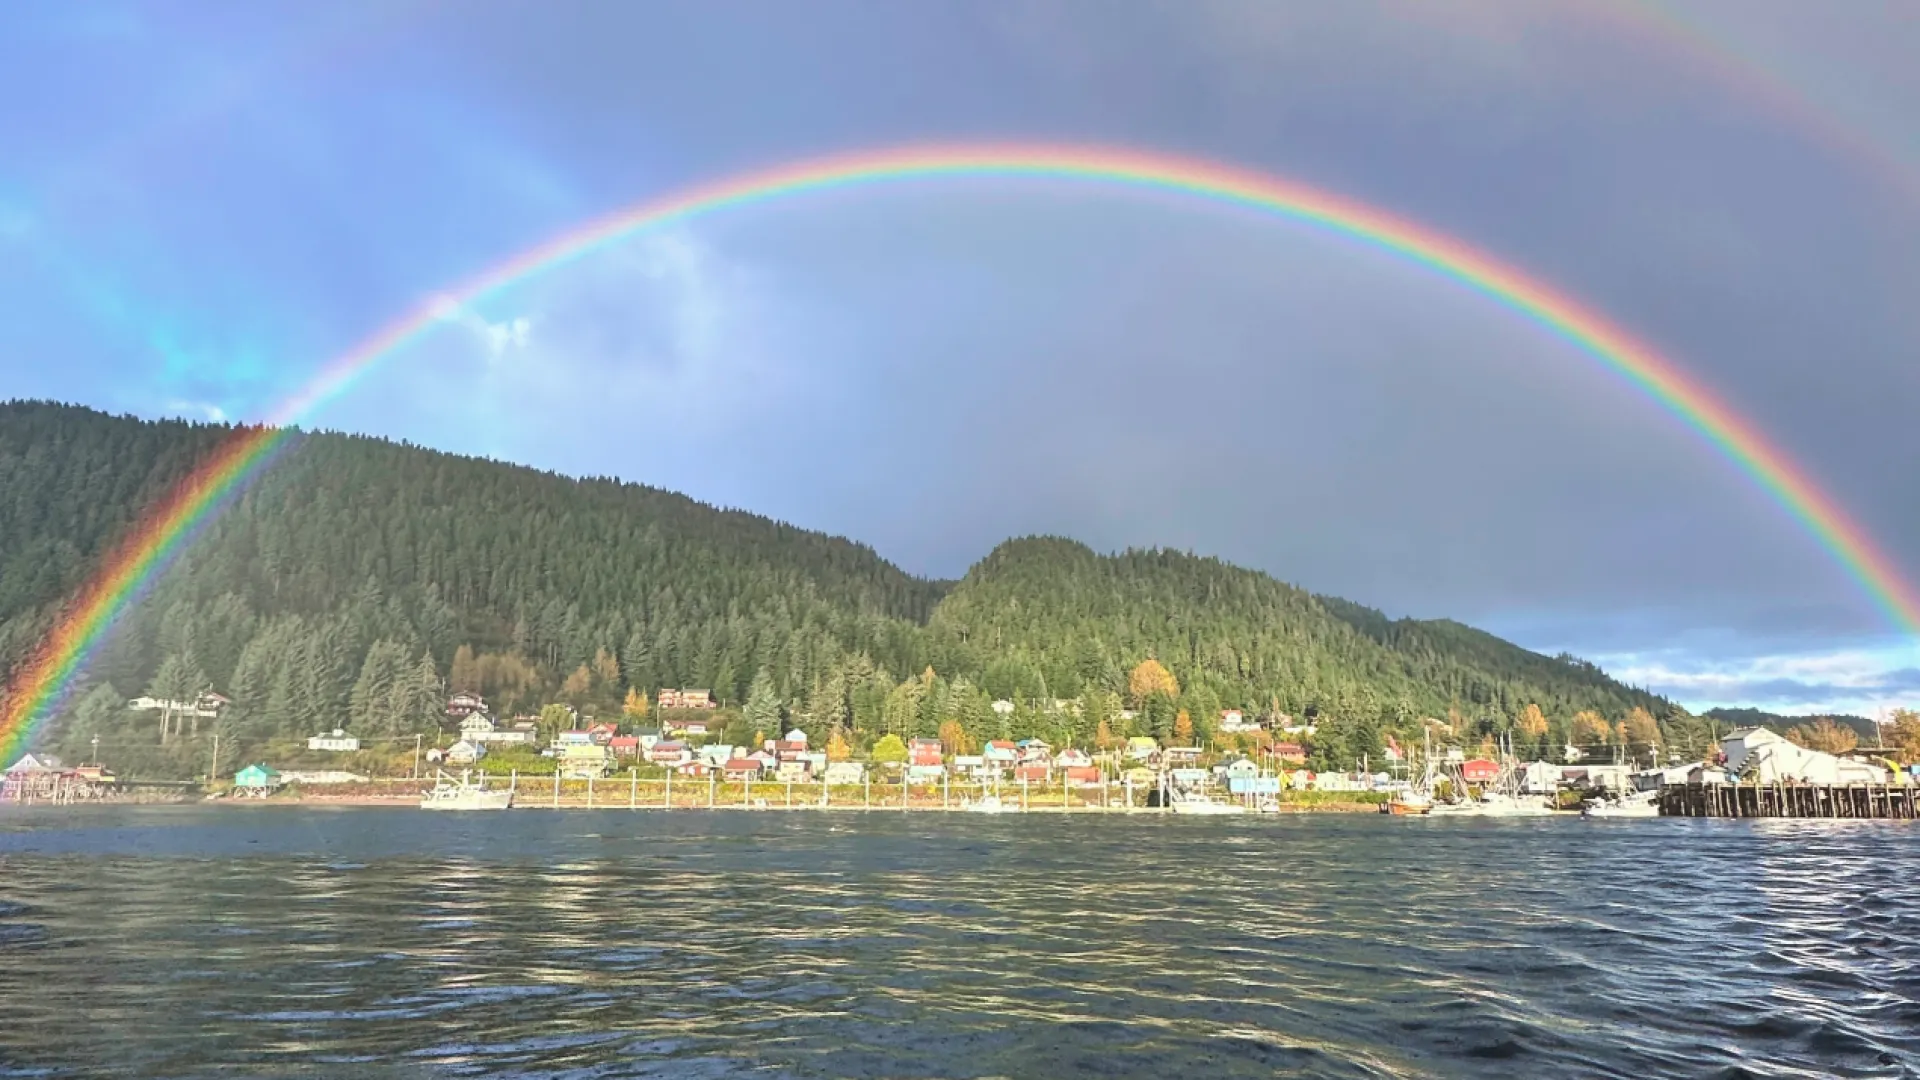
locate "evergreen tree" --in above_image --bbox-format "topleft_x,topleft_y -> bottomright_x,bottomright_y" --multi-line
744,667 -> 783,734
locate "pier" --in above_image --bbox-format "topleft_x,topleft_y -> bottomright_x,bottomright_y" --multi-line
1659,781 -> 1919,819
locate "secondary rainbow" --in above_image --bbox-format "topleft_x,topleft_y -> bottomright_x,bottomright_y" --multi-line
5,142 -> 1916,760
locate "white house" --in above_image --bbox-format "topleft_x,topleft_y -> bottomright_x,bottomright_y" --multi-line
1218,709 -> 1262,734
4,753 -> 64,776
824,761 -> 866,785
1313,772 -> 1364,792
1055,748 -> 1093,769
459,714 -> 497,741
306,728 -> 360,753
1721,728 -> 1888,785
128,692 -> 228,719
496,721 -> 540,746
446,739 -> 487,765
1016,739 -> 1052,764
991,700 -> 1015,716
1519,761 -> 1565,794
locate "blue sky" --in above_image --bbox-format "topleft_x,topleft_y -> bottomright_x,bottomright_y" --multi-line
2,0 -> 1917,715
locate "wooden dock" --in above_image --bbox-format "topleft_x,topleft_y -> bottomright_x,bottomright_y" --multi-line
1660,781 -> 1919,819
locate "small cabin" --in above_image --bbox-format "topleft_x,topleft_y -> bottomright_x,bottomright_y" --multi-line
234,764 -> 281,790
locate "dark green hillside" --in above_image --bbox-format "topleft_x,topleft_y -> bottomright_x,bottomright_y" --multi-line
0,402 -> 1685,773
926,537 -> 1676,732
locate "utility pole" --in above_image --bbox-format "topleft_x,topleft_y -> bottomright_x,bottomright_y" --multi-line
413,733 -> 423,780
90,735 -> 99,766
209,733 -> 220,784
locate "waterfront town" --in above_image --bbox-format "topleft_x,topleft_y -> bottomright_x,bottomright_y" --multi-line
8,687 -> 1918,817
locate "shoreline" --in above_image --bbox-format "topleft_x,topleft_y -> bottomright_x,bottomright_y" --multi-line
207,794 -> 1390,813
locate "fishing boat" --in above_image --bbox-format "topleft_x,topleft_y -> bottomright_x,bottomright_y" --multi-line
1382,790 -> 1432,815
1169,789 -> 1245,815
420,769 -> 514,811
1383,731 -> 1438,815
1582,788 -> 1660,818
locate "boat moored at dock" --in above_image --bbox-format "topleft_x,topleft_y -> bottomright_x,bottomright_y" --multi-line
421,770 -> 514,811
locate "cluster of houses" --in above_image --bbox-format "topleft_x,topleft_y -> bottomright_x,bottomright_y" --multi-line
1,753 -> 118,802
280,692 -> 1328,789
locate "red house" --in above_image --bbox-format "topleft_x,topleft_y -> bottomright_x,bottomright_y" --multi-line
1460,759 -> 1500,783
647,740 -> 691,766
722,758 -> 763,778
774,730 -> 810,762
1271,742 -> 1307,765
1014,764 -> 1050,784
586,722 -> 619,745
609,736 -> 641,757
1064,765 -> 1101,786
909,738 -> 943,768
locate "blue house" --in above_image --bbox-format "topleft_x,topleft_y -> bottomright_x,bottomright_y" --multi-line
234,764 -> 281,790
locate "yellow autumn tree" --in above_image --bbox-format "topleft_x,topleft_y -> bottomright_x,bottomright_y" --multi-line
622,687 -> 651,724
1572,710 -> 1611,745
561,664 -> 593,709
826,729 -> 852,762
1785,717 -> 1857,754
938,718 -> 973,757
1886,709 -> 1920,764
1516,704 -> 1548,739
871,733 -> 908,765
592,647 -> 621,688
1128,659 -> 1180,704
1623,706 -> 1660,750
449,644 -> 480,693
1094,718 -> 1116,752
1173,708 -> 1195,746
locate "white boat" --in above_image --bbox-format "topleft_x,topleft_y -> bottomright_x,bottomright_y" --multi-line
1169,790 -> 1245,816
962,794 -> 1016,813
1426,792 -> 1556,817
1474,791 -> 1557,817
420,770 -> 514,811
1583,789 -> 1660,818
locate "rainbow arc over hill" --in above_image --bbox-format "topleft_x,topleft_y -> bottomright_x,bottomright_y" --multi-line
4,143 -> 1916,762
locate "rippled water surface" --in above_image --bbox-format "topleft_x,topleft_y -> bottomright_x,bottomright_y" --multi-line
2,808 -> 1917,1078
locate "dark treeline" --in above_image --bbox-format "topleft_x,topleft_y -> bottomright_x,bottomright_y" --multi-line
1,402 -> 1702,772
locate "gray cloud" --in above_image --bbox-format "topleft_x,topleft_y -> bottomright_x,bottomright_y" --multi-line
4,0 -> 1916,702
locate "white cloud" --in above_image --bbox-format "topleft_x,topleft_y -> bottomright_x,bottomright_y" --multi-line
1594,643 -> 1920,715
343,225 -> 788,490
163,399 -> 228,423
428,296 -> 534,361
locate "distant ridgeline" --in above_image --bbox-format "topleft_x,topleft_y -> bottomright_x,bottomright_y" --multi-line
1701,708 -> 1880,744
0,401 -> 1695,774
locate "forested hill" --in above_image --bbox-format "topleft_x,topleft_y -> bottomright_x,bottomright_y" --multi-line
927,537 -> 1673,724
1,401 -> 1686,770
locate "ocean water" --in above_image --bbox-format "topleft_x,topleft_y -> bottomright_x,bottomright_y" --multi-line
1,807 -> 1916,1079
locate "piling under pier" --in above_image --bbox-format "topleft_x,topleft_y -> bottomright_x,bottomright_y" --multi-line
1659,781 -> 1918,819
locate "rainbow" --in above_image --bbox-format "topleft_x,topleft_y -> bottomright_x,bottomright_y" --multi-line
1599,1 -> 1920,209
5,142 -> 1916,760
